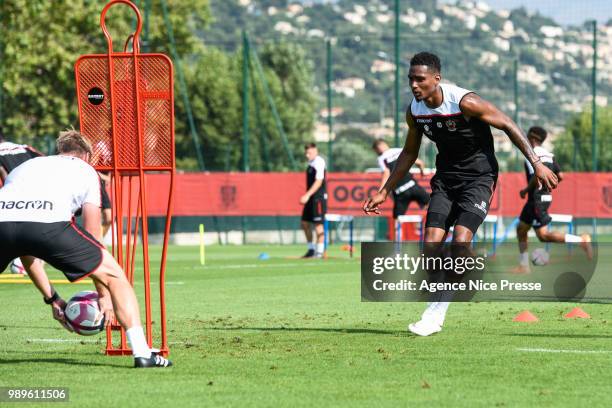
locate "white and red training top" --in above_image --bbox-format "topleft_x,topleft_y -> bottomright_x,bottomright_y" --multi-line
0,155 -> 100,223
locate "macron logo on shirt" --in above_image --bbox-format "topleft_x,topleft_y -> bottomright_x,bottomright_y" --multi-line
0,200 -> 54,211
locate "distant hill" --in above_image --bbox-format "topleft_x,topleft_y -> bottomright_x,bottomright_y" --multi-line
201,0 -> 611,144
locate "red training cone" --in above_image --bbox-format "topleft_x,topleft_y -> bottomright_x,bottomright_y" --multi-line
513,310 -> 539,322
564,307 -> 590,319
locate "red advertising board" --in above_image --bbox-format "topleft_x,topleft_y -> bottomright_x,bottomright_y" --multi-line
129,172 -> 612,218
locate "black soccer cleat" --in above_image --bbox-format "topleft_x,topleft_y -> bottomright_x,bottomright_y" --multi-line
134,352 -> 173,368
301,249 -> 315,258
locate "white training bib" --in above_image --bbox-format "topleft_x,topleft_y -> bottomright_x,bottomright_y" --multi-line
0,156 -> 100,223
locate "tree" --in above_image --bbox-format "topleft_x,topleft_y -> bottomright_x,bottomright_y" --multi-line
329,138 -> 376,172
252,41 -> 317,171
554,106 -> 612,171
0,0 -> 210,150
175,47 -> 241,171
335,127 -> 373,149
173,39 -> 318,171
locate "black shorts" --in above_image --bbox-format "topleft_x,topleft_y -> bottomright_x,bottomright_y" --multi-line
0,221 -> 103,282
100,179 -> 111,210
392,184 -> 430,218
519,198 -> 552,228
425,175 -> 497,233
301,195 -> 327,224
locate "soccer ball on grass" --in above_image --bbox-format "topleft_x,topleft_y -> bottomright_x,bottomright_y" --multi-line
531,248 -> 550,266
64,291 -> 105,336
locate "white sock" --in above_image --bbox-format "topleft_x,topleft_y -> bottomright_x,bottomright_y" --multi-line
421,301 -> 449,326
316,243 -> 324,254
422,302 -> 440,322
308,242 -> 315,250
126,326 -> 151,359
421,301 -> 436,317
565,234 -> 582,243
519,252 -> 529,266
434,302 -> 450,325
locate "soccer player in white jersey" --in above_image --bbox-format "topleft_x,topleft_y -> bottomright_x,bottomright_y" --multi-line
364,52 -> 558,336
515,126 -> 592,273
0,130 -> 172,368
300,143 -> 327,258
372,139 -> 429,220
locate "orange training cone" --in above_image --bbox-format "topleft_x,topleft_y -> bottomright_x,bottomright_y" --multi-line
564,307 -> 590,319
513,310 -> 539,322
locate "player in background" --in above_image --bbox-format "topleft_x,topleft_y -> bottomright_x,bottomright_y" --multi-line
300,143 -> 327,258
0,128 -> 43,183
0,127 -> 46,276
372,139 -> 430,221
91,140 -> 113,241
0,130 -> 172,368
515,126 -> 592,273
98,171 -> 112,240
363,52 -> 558,336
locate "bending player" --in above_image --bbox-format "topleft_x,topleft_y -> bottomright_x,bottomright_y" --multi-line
0,130 -> 171,368
515,126 -> 592,273
364,52 -> 558,336
372,138 -> 429,221
300,143 -> 327,258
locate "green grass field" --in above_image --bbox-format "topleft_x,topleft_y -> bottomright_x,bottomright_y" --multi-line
2,244 -> 612,407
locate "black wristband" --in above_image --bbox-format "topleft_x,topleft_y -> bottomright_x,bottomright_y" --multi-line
44,291 -> 60,305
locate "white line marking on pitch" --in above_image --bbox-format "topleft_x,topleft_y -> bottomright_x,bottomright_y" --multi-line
134,281 -> 184,286
517,348 -> 612,354
27,338 -> 99,344
131,261 -> 356,272
206,261 -> 354,270
27,338 -> 187,345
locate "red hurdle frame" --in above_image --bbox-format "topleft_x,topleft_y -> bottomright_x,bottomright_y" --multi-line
74,0 -> 175,357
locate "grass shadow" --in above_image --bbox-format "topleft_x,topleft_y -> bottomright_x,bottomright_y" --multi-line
207,326 -> 403,335
0,357 -> 128,368
4,349 -> 98,356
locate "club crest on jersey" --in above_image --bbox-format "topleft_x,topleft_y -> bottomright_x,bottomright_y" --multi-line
445,119 -> 457,132
474,200 -> 487,214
